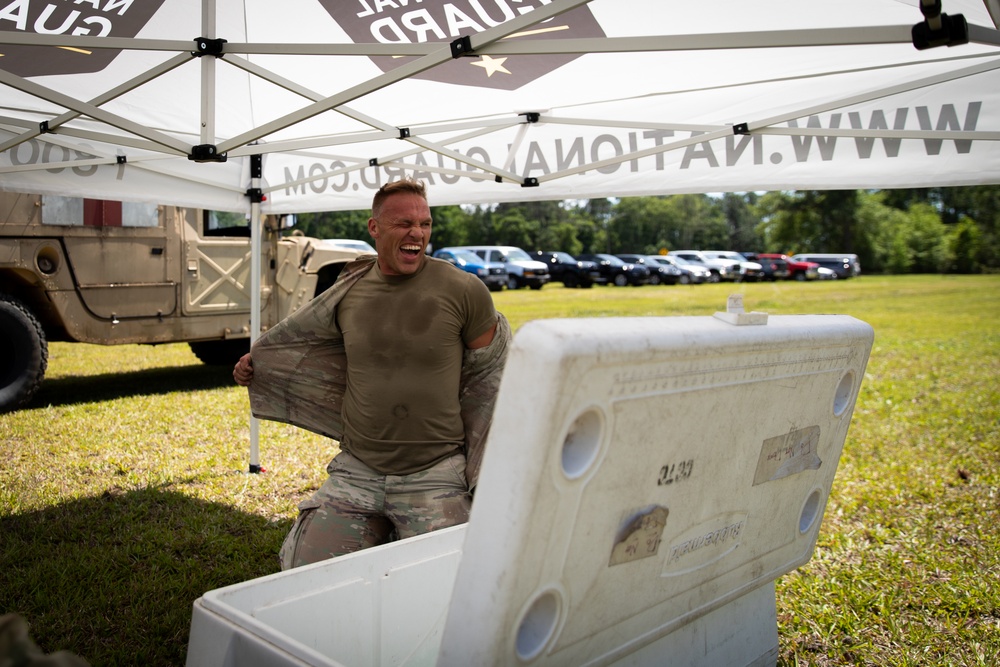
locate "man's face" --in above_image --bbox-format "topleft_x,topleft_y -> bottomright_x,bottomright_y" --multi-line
368,191 -> 432,276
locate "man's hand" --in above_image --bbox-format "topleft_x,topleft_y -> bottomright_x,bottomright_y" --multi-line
233,353 -> 254,386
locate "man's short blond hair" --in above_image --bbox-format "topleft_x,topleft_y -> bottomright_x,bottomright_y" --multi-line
371,179 -> 427,219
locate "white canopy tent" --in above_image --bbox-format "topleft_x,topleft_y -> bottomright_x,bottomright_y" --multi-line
2,0 -> 999,215
2,0 -> 998,471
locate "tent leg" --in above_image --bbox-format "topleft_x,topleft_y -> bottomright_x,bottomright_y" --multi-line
248,154 -> 263,474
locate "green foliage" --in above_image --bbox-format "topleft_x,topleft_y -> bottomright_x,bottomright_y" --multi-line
906,202 -> 949,272
720,191 -> 763,251
425,205 -> 476,249
945,218 -> 982,274
288,186 -> 999,273
864,185 -> 1000,271
756,190 -> 863,255
858,190 -> 910,272
609,194 -> 727,253
608,196 -> 675,251
490,208 -> 539,248
294,208 -> 369,241
536,221 -> 585,256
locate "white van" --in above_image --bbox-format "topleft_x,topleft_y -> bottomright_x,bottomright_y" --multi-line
790,253 -> 861,278
456,245 -> 551,290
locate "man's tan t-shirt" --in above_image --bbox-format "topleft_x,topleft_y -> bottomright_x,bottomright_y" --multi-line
336,257 -> 497,475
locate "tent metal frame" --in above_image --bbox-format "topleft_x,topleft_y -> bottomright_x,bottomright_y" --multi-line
2,0 -> 998,196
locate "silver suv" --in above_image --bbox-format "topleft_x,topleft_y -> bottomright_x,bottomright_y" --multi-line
456,245 -> 550,290
702,251 -> 765,282
667,250 -> 738,282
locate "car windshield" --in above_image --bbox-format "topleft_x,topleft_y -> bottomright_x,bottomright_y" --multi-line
552,251 -> 576,263
597,254 -> 625,266
448,250 -> 482,264
506,248 -> 532,261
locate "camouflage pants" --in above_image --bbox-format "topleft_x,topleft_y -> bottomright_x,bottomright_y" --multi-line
279,450 -> 472,570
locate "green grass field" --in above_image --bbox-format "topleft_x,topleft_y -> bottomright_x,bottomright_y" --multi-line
1,275 -> 998,666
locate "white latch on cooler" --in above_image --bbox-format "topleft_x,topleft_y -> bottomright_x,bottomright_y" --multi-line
713,294 -> 768,325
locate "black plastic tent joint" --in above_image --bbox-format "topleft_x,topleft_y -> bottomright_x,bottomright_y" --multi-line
913,12 -> 969,48
193,37 -> 228,57
189,145 -> 228,162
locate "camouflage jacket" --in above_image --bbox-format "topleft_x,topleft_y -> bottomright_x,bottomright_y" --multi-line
246,254 -> 510,489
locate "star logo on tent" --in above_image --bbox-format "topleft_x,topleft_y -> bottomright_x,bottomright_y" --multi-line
471,55 -> 511,78
320,0 -> 605,91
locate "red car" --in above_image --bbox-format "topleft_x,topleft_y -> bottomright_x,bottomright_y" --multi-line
756,253 -> 820,281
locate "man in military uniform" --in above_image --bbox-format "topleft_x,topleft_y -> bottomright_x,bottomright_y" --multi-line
234,179 -> 509,568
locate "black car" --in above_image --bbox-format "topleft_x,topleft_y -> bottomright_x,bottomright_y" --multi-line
533,251 -> 604,288
790,253 -> 861,279
615,254 -> 683,285
576,253 -> 650,286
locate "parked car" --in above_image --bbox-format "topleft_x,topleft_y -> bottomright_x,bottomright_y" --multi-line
667,250 -> 737,282
742,253 -> 791,281
647,254 -> 710,284
701,251 -> 765,281
433,247 -> 508,292
533,251 -> 603,288
755,253 -> 819,281
576,253 -> 650,286
815,266 -> 839,279
457,245 -> 551,290
790,253 -> 861,279
319,238 -> 376,254
615,254 -> 682,285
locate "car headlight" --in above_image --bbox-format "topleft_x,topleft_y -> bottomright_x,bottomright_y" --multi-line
476,268 -> 487,276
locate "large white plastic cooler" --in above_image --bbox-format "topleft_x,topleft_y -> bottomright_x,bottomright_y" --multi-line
188,311 -> 873,667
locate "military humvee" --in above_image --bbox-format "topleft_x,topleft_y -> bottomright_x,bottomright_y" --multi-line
0,192 -> 367,412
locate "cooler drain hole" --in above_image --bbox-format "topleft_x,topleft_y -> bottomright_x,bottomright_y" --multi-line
833,370 -> 855,416
799,489 -> 822,533
561,408 -> 603,480
515,589 -> 561,661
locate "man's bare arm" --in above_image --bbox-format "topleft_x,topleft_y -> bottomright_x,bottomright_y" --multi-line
467,321 -> 497,350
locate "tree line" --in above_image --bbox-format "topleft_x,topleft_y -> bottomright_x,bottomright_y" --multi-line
295,186 -> 1000,274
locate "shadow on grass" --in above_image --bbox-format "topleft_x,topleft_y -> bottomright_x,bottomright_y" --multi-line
0,487 -> 290,666
26,364 -> 238,409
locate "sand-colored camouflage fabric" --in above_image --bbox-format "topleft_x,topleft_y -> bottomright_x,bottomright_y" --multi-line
0,614 -> 90,667
277,450 -> 472,568
247,255 -> 510,489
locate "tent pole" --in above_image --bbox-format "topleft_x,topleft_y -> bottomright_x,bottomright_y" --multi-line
248,154 -> 263,474
200,0 -> 216,145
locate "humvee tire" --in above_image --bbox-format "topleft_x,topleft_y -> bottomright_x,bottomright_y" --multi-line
0,294 -> 48,413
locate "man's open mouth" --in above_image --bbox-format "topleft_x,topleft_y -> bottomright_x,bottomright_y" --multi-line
401,244 -> 421,257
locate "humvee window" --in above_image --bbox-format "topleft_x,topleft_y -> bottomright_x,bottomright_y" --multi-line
204,210 -> 251,237
40,196 -> 158,228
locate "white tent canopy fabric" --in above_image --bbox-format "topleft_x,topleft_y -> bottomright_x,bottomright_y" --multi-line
1,0 -> 999,215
